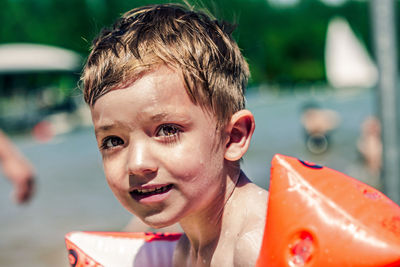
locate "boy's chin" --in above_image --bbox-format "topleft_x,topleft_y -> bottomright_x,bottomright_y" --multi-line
144,218 -> 178,230
127,202 -> 184,230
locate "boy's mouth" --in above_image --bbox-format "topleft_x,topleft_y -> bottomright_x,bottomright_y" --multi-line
130,184 -> 173,201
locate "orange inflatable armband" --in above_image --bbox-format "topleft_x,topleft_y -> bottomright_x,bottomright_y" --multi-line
65,231 -> 181,267
257,154 -> 400,267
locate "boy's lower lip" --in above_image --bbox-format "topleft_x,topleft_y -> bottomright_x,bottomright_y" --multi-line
129,184 -> 173,203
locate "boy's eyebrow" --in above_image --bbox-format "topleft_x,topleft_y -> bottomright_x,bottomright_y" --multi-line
94,121 -> 124,137
150,112 -> 171,122
150,112 -> 191,122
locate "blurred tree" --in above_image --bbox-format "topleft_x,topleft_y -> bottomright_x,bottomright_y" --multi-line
0,0 -> 390,86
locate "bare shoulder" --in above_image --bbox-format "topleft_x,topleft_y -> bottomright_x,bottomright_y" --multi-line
240,181 -> 269,207
236,176 -> 269,220
234,177 -> 269,266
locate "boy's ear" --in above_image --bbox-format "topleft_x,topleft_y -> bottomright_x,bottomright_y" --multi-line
224,110 -> 255,161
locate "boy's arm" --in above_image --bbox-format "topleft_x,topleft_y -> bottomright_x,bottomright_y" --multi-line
0,130 -> 35,204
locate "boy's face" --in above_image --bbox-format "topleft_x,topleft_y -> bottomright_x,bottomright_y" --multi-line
91,65 -> 228,227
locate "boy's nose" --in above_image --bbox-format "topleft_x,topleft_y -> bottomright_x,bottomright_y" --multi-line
126,142 -> 158,176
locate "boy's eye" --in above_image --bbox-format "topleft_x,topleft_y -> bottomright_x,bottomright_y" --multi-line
156,124 -> 181,137
101,136 -> 124,149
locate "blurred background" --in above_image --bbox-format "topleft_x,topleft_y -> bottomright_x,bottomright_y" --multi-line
0,0 -> 398,266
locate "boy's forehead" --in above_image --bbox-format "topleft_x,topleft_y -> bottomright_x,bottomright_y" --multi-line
123,65 -> 183,95
94,65 -> 183,104
91,65 -> 215,124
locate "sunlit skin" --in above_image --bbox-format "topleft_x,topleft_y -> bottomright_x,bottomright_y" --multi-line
91,65 -> 268,266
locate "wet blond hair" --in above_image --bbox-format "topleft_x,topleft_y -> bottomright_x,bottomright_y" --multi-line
82,3 -> 249,128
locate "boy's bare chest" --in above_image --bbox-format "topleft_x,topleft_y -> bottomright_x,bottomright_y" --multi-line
174,237 -> 236,267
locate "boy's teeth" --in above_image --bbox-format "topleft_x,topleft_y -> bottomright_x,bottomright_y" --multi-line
138,188 -> 153,193
135,186 -> 168,194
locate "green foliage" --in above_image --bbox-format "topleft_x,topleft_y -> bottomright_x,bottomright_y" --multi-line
0,0 -> 387,85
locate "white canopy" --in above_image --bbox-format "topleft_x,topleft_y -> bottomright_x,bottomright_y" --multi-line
0,43 -> 82,73
325,17 -> 378,89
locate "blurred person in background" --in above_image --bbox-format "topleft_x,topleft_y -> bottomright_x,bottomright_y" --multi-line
357,116 -> 382,179
301,102 -> 341,154
0,130 -> 35,204
345,116 -> 382,190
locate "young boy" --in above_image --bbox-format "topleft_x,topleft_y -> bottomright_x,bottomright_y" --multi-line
82,3 -> 268,266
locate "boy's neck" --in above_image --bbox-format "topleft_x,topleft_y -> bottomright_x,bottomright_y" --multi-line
178,168 -> 244,258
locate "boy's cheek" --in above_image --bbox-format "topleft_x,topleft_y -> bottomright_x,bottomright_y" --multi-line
177,145 -> 223,173
105,176 -> 125,201
103,163 -> 125,190
106,177 -> 133,209
105,176 -> 119,190
166,151 -> 206,177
